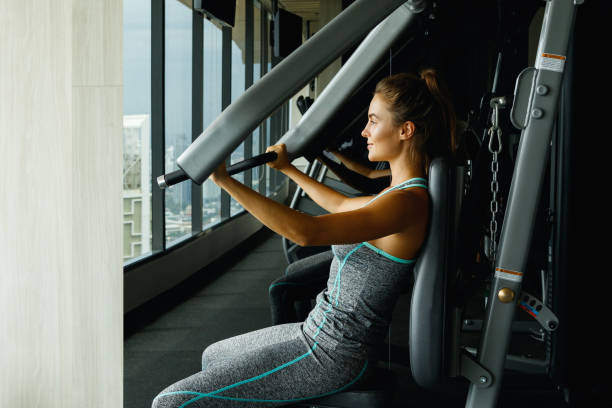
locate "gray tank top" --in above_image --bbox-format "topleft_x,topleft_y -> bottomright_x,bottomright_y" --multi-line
302,177 -> 429,359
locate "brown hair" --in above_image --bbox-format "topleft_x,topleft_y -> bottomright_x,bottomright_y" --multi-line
374,69 -> 457,172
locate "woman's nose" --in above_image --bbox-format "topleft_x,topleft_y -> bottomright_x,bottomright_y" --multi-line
361,125 -> 368,138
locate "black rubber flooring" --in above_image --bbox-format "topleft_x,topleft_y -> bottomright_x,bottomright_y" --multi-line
124,228 -> 289,408
124,227 -> 568,408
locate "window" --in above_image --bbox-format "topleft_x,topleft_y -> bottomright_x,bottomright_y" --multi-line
202,18 -> 223,228
165,0 -> 192,245
123,0 -> 152,262
230,0 -> 247,216
266,10 -> 273,196
123,0 -> 287,267
252,1 -> 262,193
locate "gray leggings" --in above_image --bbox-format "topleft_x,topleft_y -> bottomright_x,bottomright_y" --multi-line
151,323 -> 369,408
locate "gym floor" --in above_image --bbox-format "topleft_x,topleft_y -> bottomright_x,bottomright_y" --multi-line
124,227 -> 566,408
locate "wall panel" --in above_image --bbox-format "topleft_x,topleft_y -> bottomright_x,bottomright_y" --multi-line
71,86 -> 123,406
0,0 -> 123,406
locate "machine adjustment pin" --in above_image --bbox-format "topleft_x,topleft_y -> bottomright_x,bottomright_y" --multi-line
498,288 -> 515,303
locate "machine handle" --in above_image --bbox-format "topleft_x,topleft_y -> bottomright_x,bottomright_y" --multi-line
157,152 -> 278,189
227,152 -> 277,176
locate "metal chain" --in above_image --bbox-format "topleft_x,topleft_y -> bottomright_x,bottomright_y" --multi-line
487,97 -> 505,263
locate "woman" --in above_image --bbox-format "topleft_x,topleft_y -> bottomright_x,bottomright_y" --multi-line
152,69 -> 456,408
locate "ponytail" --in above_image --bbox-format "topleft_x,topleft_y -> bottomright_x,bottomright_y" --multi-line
419,68 -> 457,157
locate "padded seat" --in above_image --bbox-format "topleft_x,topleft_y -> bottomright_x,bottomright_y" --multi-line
294,366 -> 396,408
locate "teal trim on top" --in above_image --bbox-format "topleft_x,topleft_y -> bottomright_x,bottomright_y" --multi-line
331,246 -> 338,258
362,242 -> 416,264
400,184 -> 428,190
396,177 -> 427,186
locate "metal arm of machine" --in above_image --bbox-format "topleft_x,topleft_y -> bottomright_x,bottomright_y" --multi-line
277,3 -> 421,156
168,0 -> 424,186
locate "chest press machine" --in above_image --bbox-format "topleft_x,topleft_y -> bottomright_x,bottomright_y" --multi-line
156,1 -> 580,406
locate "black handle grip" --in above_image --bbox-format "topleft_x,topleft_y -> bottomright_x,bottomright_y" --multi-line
157,152 -> 278,189
227,152 -> 278,175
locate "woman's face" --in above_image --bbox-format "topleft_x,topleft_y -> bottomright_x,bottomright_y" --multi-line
361,93 -> 400,162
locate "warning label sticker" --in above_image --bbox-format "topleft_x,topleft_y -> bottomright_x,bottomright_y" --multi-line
536,53 -> 566,72
495,267 -> 523,282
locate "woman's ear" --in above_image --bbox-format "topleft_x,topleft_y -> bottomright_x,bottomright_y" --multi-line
399,121 -> 416,141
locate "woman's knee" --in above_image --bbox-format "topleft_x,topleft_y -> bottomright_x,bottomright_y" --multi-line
151,394 -> 165,408
151,387 -> 181,408
201,344 -> 215,371
151,387 -> 201,408
201,339 -> 229,371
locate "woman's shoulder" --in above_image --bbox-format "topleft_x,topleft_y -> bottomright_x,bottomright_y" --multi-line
389,188 -> 430,218
389,185 -> 430,203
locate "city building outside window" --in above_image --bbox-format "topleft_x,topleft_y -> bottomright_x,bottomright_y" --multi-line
165,0 -> 192,246
123,0 -> 152,262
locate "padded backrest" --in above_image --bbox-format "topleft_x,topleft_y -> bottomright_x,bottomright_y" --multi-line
409,157 -> 455,389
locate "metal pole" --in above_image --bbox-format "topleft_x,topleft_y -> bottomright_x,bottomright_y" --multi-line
465,1 -> 578,406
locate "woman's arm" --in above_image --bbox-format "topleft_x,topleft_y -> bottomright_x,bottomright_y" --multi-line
329,150 -> 391,179
316,152 -> 390,195
265,144 -> 372,213
210,162 -> 426,247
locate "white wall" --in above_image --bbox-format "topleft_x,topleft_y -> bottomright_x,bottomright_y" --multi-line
0,1 -> 123,406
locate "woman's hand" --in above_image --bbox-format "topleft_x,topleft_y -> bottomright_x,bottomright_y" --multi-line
265,144 -> 292,171
209,161 -> 230,185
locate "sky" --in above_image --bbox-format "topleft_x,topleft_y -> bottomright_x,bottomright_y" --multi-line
123,0 -> 256,153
